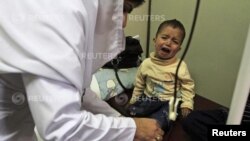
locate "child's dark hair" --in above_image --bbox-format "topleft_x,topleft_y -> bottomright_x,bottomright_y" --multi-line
130,0 -> 145,8
124,0 -> 145,13
156,19 -> 186,43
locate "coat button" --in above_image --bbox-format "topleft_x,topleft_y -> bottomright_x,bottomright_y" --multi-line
12,92 -> 25,105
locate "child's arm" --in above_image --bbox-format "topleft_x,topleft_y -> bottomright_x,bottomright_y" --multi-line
179,63 -> 195,114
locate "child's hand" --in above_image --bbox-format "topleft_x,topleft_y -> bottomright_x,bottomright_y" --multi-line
181,108 -> 191,118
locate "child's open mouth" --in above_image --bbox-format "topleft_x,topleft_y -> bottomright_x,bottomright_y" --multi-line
161,47 -> 171,53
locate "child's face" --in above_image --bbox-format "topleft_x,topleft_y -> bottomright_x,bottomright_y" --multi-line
154,26 -> 183,60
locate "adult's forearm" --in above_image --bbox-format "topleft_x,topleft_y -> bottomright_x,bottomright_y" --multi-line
22,74 -> 136,141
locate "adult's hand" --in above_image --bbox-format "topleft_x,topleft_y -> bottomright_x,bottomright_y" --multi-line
133,118 -> 164,141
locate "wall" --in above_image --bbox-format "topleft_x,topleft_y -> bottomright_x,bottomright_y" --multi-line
149,0 -> 250,107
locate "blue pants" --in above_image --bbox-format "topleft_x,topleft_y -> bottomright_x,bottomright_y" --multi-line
128,95 -> 173,132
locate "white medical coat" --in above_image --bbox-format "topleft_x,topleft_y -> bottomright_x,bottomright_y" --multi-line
0,0 -> 136,140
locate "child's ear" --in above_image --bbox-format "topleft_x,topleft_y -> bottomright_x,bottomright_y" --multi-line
153,38 -> 156,43
178,46 -> 181,51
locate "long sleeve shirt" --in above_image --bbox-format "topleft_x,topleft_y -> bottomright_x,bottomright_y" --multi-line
130,52 -> 195,110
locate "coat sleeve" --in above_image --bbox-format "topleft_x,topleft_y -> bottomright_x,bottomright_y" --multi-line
81,88 -> 122,117
22,74 -> 136,141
